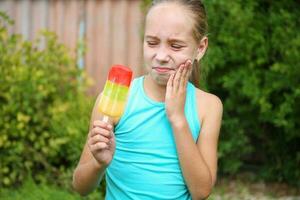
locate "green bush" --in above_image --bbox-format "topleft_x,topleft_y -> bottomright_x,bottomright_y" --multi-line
142,0 -> 300,185
0,12 -> 93,187
203,0 -> 300,184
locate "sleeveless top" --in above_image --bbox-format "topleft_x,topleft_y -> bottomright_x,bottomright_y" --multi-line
105,76 -> 201,200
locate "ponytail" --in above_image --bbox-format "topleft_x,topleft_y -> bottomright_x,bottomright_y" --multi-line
189,59 -> 201,88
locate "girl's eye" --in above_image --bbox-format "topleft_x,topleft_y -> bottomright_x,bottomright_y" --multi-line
147,41 -> 158,46
171,44 -> 182,50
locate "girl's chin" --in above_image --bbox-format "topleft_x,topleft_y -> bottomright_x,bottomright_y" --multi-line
148,72 -> 170,86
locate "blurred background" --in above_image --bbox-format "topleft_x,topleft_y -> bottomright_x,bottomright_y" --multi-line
0,0 -> 299,199
0,0 -> 144,94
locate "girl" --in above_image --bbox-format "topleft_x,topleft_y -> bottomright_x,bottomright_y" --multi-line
73,0 -> 223,199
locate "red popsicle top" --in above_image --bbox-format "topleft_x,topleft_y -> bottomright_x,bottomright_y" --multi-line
108,64 -> 133,87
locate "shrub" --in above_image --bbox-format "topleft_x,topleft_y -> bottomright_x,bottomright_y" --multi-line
203,0 -> 300,184
0,12 -> 93,187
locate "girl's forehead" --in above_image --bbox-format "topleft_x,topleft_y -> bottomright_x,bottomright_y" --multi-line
145,3 -> 194,38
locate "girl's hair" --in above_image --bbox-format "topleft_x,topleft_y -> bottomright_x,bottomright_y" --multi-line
150,0 -> 208,88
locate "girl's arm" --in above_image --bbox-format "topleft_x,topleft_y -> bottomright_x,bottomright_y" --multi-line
165,62 -> 223,200
170,94 -> 222,200
72,94 -> 115,196
72,141 -> 107,196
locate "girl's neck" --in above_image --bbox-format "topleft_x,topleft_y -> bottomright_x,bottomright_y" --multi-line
143,74 -> 166,102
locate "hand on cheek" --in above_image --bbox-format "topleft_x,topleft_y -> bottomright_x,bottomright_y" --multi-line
165,60 -> 192,123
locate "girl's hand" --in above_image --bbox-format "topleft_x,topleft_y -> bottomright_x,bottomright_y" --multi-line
88,120 -> 115,167
165,60 -> 192,124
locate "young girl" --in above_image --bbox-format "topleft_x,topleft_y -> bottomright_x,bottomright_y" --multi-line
72,0 -> 223,199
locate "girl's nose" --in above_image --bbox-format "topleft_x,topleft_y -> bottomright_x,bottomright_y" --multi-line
155,47 -> 170,63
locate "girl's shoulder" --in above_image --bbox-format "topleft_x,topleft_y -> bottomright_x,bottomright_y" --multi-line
194,88 -> 223,122
195,88 -> 222,107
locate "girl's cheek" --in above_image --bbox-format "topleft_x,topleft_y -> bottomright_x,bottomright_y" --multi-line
143,49 -> 153,61
144,46 -> 155,55
175,54 -> 193,67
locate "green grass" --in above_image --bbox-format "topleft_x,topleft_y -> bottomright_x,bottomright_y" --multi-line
0,178 -> 104,200
1,177 -> 299,200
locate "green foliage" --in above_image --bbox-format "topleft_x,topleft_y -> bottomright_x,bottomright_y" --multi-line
141,0 -> 300,185
202,0 -> 300,184
0,12 -> 93,188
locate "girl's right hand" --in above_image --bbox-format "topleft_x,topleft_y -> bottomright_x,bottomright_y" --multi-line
88,120 -> 116,167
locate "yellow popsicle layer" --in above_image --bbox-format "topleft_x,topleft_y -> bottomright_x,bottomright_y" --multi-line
99,94 -> 126,117
98,81 -> 129,117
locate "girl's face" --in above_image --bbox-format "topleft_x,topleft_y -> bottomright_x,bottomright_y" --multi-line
143,3 -> 199,86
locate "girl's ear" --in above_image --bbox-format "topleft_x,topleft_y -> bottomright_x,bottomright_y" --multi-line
195,36 -> 208,61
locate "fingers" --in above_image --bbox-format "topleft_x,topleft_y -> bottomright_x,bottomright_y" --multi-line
180,60 -> 192,88
88,129 -> 114,151
90,126 -> 112,138
173,63 -> 184,92
172,60 -> 192,92
89,134 -> 110,145
167,72 -> 175,89
93,120 -> 113,130
88,120 -> 114,151
89,142 -> 108,152
166,73 -> 175,99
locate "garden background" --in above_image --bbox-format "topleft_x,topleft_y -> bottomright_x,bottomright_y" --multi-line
0,0 -> 299,199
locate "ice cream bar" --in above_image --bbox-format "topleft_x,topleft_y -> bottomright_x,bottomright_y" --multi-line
98,65 -> 133,119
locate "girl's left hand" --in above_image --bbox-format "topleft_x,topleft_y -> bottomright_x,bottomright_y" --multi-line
165,60 -> 192,124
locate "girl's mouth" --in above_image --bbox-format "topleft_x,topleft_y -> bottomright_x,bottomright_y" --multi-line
153,67 -> 175,73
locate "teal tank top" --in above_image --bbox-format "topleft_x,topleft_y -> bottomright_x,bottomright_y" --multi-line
105,76 -> 201,200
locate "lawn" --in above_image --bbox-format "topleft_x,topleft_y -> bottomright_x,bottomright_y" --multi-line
0,177 -> 104,200
0,177 -> 299,200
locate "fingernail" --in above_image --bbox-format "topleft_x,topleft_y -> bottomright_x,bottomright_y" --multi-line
107,124 -> 112,129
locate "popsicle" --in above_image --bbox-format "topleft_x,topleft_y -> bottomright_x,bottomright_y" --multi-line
98,65 -> 133,122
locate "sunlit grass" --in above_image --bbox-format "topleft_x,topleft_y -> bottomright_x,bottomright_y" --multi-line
0,177 -> 104,200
